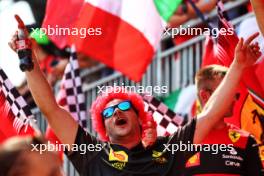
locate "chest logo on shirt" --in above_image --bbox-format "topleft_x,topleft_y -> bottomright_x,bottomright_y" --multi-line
185,152 -> 200,168
228,130 -> 241,143
152,150 -> 167,164
109,148 -> 128,162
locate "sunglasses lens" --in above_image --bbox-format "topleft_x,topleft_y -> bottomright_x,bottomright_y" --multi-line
118,101 -> 131,111
102,107 -> 114,119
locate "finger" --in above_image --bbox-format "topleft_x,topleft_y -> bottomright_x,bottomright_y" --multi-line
8,42 -> 14,50
257,52 -> 262,58
252,42 -> 260,50
244,32 -> 259,47
15,14 -> 25,28
11,31 -> 18,41
249,45 -> 260,53
252,45 -> 260,52
236,37 -> 244,50
147,121 -> 152,127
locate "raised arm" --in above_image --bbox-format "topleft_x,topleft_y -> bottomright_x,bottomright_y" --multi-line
251,0 -> 264,36
8,15 -> 78,148
193,32 -> 261,143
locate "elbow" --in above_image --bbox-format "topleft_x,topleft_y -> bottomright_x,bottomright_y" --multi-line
40,103 -> 60,120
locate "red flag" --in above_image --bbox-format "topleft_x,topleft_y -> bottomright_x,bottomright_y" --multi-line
42,0 -> 84,49
45,46 -> 87,157
42,0 -> 164,82
0,69 -> 38,143
202,5 -> 264,163
202,16 -> 264,99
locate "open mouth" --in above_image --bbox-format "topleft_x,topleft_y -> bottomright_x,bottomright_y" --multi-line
115,118 -> 127,126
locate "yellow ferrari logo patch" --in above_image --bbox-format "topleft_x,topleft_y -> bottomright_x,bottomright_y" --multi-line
229,130 -> 241,143
109,148 -> 128,162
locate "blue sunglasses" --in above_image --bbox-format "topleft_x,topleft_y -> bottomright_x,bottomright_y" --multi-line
102,101 -> 132,119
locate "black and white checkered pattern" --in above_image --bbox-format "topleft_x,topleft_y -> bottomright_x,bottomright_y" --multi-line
57,45 -> 87,128
143,94 -> 185,136
0,67 -> 38,133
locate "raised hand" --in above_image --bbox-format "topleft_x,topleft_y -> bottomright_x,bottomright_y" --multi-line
142,121 -> 157,148
8,15 -> 30,52
234,32 -> 262,69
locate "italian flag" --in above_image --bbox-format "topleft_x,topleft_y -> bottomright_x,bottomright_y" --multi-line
162,85 -> 197,119
67,0 -> 182,81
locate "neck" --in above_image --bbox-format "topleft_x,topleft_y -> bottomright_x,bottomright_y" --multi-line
110,136 -> 141,149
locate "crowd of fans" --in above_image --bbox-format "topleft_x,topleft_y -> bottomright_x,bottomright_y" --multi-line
1,0 -> 264,176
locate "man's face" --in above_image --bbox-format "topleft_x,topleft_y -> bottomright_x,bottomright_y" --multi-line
200,78 -> 235,117
103,99 -> 141,142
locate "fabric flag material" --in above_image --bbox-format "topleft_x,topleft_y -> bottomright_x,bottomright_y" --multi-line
202,1 -> 264,99
43,0 -> 182,82
161,85 -> 197,120
0,67 -> 39,143
202,1 -> 264,163
154,0 -> 183,21
142,94 -> 185,136
70,0 -> 165,82
46,45 -> 87,145
42,0 -> 84,49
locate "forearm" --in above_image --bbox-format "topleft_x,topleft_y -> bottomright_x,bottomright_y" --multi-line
204,63 -> 242,119
194,62 -> 243,143
25,50 -> 59,118
251,0 -> 264,36
168,14 -> 189,28
187,0 -> 217,18
26,50 -> 78,146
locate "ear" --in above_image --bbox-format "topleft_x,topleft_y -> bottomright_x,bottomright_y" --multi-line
199,89 -> 211,107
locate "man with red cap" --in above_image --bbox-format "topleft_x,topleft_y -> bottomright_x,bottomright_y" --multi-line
8,15 -> 262,176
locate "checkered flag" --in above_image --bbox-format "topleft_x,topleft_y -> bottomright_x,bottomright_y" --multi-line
143,94 -> 185,136
0,67 -> 39,141
45,45 -> 87,152
56,45 -> 87,127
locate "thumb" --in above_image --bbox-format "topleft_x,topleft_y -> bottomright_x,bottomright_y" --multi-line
236,37 -> 244,51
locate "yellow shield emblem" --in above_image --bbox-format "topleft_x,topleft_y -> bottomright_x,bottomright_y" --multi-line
229,130 -> 241,143
109,148 -> 128,162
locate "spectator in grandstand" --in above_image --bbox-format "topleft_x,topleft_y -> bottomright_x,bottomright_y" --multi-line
251,0 -> 264,36
184,64 -> 262,175
8,15 -> 262,176
168,0 -> 248,45
0,136 -> 63,176
168,0 -> 218,28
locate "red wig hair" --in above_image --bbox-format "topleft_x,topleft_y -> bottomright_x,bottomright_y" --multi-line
90,87 -> 155,141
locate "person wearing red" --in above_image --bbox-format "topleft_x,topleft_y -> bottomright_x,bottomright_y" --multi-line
184,65 -> 263,175
8,15 -> 262,176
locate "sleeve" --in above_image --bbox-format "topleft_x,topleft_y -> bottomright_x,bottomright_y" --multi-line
167,118 -> 197,160
65,125 -> 104,174
168,118 -> 197,144
244,135 -> 263,176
